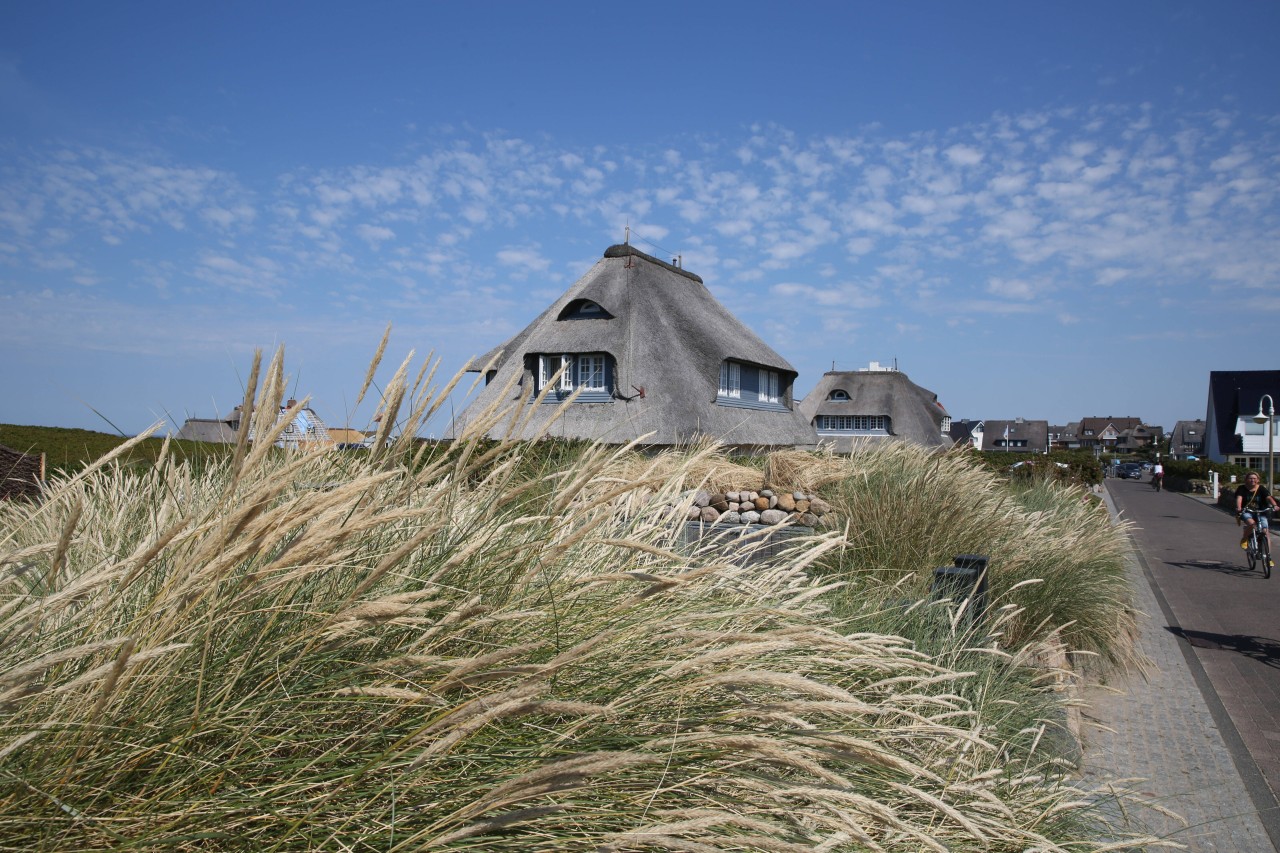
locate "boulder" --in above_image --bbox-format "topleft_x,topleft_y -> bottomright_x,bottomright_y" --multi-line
741,510 -> 761,524
753,496 -> 770,511
700,506 -> 721,523
775,493 -> 796,512
760,509 -> 788,525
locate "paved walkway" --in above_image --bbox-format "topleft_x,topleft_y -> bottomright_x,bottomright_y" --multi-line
1076,482 -> 1278,851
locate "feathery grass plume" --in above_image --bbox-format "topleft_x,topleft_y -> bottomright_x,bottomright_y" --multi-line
354,323 -> 391,411
226,348 -> 262,486
0,344 -> 1164,851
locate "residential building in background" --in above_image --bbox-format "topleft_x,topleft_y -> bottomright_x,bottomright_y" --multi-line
175,399 -> 337,449
1204,371 -> 1280,468
1073,417 -> 1160,452
798,363 -> 951,452
975,418 -> 1050,453
1168,419 -> 1206,459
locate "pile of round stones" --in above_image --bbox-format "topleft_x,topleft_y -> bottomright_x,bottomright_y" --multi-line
684,489 -> 831,527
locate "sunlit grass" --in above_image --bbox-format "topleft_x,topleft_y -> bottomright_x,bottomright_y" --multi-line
0,347 -> 1161,850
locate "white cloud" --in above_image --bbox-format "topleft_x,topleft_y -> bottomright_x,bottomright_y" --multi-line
986,277 -> 1036,299
945,144 -> 984,166
357,224 -> 396,246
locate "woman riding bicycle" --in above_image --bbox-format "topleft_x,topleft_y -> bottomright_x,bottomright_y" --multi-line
1235,472 -> 1279,549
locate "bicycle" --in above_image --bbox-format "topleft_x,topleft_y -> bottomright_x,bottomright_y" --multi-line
1240,507 -> 1273,579
1151,472 -> 1163,492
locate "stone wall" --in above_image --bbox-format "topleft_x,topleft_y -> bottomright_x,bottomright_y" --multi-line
681,488 -> 831,527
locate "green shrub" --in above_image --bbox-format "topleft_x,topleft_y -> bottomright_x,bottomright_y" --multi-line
815,443 -> 1136,669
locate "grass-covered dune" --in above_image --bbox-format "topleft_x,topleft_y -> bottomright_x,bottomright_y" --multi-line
0,349 -> 1161,851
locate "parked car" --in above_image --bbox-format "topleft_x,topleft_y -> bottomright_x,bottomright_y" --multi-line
1116,463 -> 1143,479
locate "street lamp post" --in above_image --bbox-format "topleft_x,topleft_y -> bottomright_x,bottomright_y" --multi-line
1255,394 -> 1276,494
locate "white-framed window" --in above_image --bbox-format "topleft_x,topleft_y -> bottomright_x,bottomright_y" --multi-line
828,389 -> 850,401
817,415 -> 889,432
534,352 -> 612,399
1245,421 -> 1265,435
539,354 -> 573,391
577,354 -> 607,391
719,362 -> 741,399
940,416 -> 951,434
760,369 -> 780,404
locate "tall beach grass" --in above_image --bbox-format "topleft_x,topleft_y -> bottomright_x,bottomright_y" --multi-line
0,348 -> 1162,850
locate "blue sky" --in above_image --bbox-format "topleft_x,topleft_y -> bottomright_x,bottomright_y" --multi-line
2,1 -> 1278,437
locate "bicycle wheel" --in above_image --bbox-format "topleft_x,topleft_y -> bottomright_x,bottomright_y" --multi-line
1246,532 -> 1259,571
1261,535 -> 1272,579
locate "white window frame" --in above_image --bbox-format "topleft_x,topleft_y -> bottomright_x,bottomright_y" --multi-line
577,354 -> 607,392
828,389 -> 849,401
539,354 -> 573,392
760,369 -> 780,404
719,362 -> 741,399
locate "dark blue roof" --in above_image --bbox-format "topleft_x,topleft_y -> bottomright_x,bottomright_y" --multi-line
1207,371 -> 1280,455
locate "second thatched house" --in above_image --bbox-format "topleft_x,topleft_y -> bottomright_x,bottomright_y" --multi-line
448,244 -> 818,450
797,363 -> 951,452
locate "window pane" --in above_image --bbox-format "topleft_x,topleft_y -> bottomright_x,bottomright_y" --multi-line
719,362 -> 741,398
578,355 -> 605,390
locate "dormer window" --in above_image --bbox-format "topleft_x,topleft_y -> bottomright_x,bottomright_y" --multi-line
530,352 -> 614,402
558,299 -> 613,320
716,360 -> 788,411
827,389 -> 850,401
816,415 -> 891,434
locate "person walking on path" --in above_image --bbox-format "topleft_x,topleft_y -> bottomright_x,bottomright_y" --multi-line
1235,471 -> 1279,551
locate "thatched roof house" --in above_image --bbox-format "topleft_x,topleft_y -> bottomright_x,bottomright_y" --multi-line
175,400 -> 334,449
797,365 -> 951,452
449,244 -> 818,449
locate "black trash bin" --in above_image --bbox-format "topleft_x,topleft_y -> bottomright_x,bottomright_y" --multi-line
930,554 -> 989,629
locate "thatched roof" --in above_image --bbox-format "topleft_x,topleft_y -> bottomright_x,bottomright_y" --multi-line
449,244 -> 818,448
797,370 -> 950,451
174,417 -> 238,443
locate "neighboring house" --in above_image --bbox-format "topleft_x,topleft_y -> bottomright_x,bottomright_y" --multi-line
1075,416 -> 1144,451
1047,424 -> 1074,451
797,363 -> 951,452
975,418 -> 1049,453
174,417 -> 240,444
1168,419 -> 1206,459
948,418 -> 981,449
1204,370 -> 1280,467
175,399 -> 334,449
1115,423 -> 1164,453
327,427 -> 368,447
449,243 -> 817,449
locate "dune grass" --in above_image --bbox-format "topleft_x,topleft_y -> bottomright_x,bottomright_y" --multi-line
774,441 -> 1139,670
0,348 -> 1162,850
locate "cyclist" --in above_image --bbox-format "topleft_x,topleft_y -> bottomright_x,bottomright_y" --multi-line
1152,461 -> 1164,491
1235,472 -> 1279,553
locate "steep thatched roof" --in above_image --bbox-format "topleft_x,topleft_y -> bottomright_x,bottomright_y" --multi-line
450,244 -> 818,448
797,370 -> 950,451
174,418 -> 239,443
